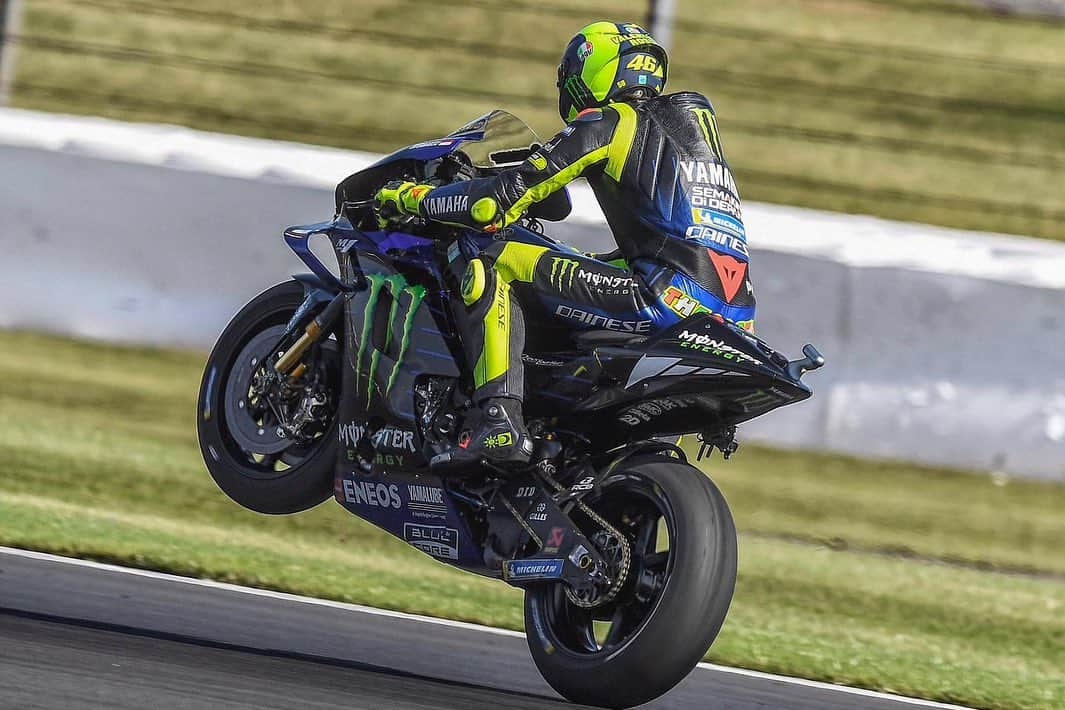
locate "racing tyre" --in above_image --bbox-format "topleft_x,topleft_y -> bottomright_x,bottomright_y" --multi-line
197,281 -> 340,514
524,456 -> 737,708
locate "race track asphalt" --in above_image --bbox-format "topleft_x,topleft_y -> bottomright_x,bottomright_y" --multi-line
0,547 -> 967,710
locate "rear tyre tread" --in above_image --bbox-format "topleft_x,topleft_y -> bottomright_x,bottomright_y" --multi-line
524,457 -> 737,708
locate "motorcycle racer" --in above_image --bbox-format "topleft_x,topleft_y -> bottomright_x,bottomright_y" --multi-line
375,21 -> 756,468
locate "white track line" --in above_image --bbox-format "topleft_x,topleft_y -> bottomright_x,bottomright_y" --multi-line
0,546 -> 970,709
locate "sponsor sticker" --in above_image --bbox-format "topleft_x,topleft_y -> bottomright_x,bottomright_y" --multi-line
425,195 -> 469,216
404,523 -> 459,560
543,526 -> 566,554
679,160 -> 739,193
342,480 -> 402,509
548,257 -> 635,295
570,476 -> 595,493
407,484 -> 447,519
554,305 -> 651,333
505,559 -> 565,581
528,501 -> 548,522
618,396 -> 697,426
691,208 -> 746,239
677,329 -> 762,364
685,225 -> 748,256
340,422 -> 416,467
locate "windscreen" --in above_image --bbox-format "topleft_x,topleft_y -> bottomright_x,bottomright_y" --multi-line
447,111 -> 543,169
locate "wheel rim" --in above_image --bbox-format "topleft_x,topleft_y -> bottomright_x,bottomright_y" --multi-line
533,473 -> 677,657
219,324 -> 339,480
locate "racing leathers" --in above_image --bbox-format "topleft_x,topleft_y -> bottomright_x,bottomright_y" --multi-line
416,92 -> 756,406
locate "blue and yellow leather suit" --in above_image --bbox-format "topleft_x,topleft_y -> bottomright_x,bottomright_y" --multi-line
417,92 -> 756,402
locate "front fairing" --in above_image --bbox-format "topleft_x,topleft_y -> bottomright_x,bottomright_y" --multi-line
336,110 -> 551,216
365,138 -> 469,171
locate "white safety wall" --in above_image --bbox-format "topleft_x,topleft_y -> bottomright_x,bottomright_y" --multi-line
2,108 -> 1063,480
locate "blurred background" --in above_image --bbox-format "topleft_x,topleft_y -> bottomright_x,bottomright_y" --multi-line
0,1 -> 1062,708
5,0 -> 1065,236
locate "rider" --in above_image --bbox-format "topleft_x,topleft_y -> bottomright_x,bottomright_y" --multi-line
375,21 -> 755,468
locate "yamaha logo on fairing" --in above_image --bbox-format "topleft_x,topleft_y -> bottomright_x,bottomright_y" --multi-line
424,195 -> 468,216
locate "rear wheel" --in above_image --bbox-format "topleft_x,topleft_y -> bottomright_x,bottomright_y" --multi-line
197,281 -> 340,514
524,456 -> 737,708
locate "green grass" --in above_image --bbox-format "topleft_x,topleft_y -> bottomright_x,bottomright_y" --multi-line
1,329 -> 1063,708
10,0 -> 1065,241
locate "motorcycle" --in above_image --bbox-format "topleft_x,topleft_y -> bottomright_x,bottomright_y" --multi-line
197,110 -> 824,709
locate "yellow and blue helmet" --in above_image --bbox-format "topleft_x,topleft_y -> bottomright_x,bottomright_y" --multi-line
557,21 -> 668,122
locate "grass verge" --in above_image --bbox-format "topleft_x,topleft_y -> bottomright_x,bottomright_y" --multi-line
0,329 -> 1062,709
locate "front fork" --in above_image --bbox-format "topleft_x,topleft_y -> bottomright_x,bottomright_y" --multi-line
275,290 -> 348,378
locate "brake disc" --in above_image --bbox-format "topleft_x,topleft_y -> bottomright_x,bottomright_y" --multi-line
222,326 -> 291,455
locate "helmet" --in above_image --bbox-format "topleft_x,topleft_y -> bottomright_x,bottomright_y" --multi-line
557,21 -> 668,122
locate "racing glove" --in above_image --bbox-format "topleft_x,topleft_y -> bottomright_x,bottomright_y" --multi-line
374,180 -> 432,227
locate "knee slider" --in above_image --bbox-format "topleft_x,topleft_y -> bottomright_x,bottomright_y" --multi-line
461,258 -> 490,307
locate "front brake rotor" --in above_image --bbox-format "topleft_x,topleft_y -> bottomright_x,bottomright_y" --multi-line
223,326 -> 291,455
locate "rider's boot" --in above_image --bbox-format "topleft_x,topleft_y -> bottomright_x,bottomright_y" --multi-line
433,397 -> 534,471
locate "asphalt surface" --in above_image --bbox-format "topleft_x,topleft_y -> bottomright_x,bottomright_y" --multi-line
0,548 -> 965,710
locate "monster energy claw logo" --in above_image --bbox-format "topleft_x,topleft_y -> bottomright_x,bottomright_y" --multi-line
354,274 -> 426,405
550,257 -> 579,290
563,76 -> 585,104
690,107 -> 724,157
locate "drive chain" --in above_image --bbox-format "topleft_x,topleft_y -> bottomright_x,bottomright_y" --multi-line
540,470 -> 631,609
498,493 -> 542,547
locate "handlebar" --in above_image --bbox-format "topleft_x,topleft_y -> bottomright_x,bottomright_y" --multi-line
341,198 -> 376,213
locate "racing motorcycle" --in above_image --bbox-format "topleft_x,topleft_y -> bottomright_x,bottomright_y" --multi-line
197,111 -> 824,709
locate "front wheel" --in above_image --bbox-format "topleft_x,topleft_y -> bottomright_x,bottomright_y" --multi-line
197,281 -> 340,514
524,457 -> 737,708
